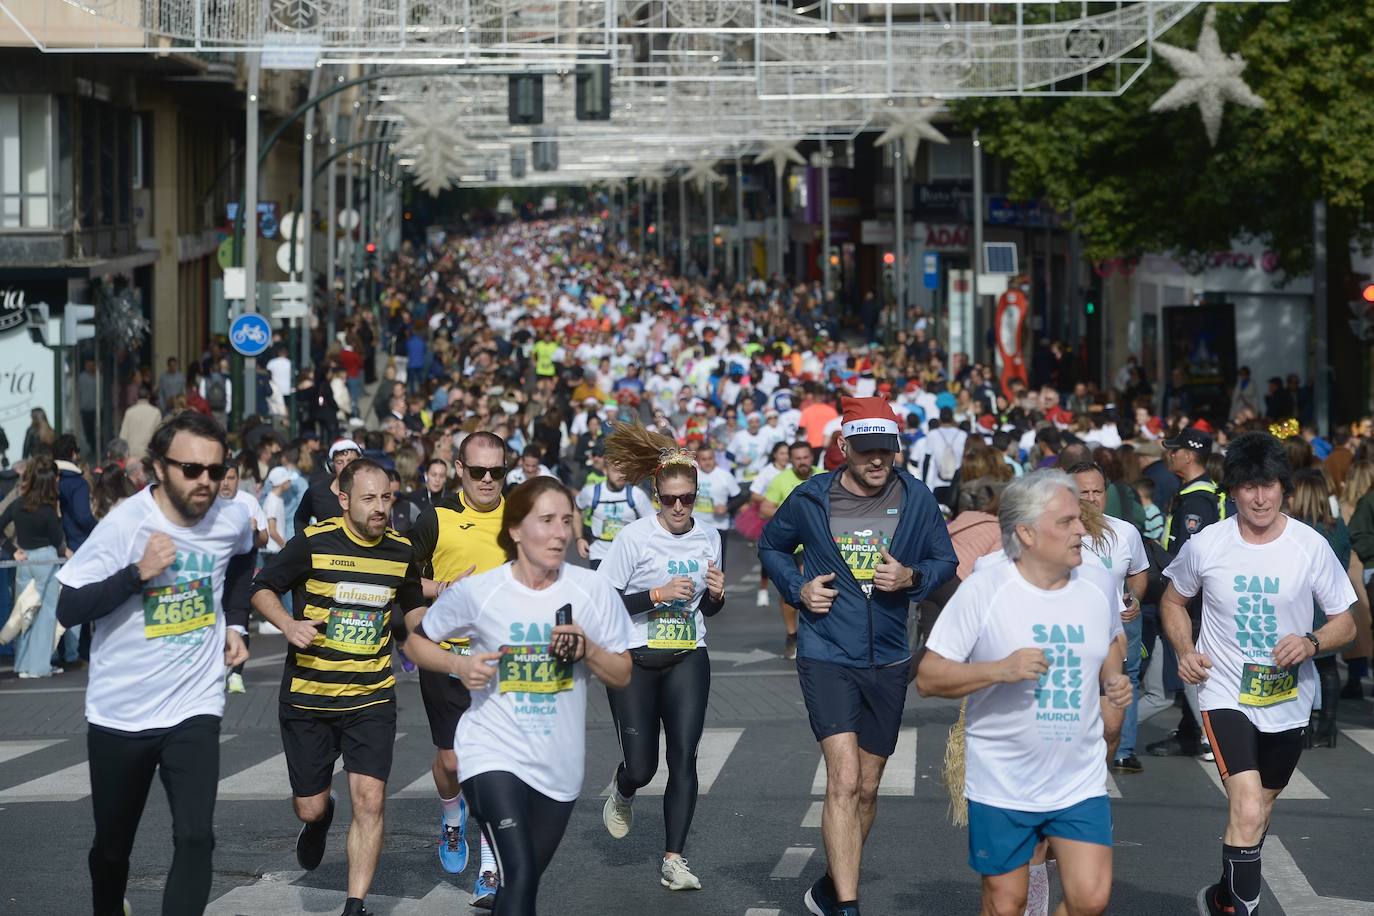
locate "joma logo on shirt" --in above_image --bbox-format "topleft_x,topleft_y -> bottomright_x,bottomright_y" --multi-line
324,558 -> 356,568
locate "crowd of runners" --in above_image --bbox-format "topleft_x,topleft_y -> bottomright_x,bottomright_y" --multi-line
43,216 -> 1367,916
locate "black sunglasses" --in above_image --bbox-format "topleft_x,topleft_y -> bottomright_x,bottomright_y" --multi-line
464,464 -> 508,481
659,492 -> 697,508
164,458 -> 229,482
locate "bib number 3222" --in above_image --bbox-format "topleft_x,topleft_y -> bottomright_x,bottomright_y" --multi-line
1239,662 -> 1298,707
142,578 -> 214,639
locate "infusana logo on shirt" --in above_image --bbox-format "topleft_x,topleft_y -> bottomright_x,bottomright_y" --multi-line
1033,623 -> 1086,736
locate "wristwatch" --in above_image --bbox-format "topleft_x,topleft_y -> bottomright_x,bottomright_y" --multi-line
1303,632 -> 1321,653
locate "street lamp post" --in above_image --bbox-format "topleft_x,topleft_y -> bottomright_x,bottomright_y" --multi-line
241,51 -> 261,428
893,138 -> 905,336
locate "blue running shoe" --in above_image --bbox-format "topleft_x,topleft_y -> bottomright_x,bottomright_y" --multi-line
470,870 -> 498,910
438,810 -> 469,874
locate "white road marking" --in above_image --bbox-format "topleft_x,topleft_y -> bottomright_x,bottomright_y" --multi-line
599,727 -> 743,796
1106,774 -> 1122,799
802,800 -> 823,828
878,728 -> 917,796
1263,836 -> 1374,915
1195,758 -> 1327,800
0,760 -> 88,802
206,870 -> 470,915
744,909 -> 781,916
770,846 -> 815,879
1340,727 -> 1374,756
0,739 -> 62,765
810,756 -> 827,796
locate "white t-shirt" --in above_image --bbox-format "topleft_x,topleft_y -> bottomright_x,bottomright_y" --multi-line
1164,516 -> 1355,732
575,482 -> 651,564
1081,515 -> 1149,597
57,488 -> 256,732
506,464 -> 557,487
750,463 -> 787,497
261,490 -> 287,554
598,514 -> 722,650
928,559 -> 1118,812
229,488 -> 268,534
266,355 -> 294,402
975,550 -> 1126,641
420,563 -> 634,802
692,467 -> 740,531
727,429 -> 772,483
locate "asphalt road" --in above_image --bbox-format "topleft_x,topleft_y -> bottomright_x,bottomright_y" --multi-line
2,546 -> 1373,916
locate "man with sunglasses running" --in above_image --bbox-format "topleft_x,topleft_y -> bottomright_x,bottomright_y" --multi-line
404,430 -> 511,909
56,412 -> 257,916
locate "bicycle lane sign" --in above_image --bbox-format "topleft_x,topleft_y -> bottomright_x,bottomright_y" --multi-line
229,313 -> 272,358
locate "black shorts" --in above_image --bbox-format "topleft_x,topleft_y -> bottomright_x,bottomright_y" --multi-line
279,702 -> 397,797
1201,708 -> 1305,790
419,667 -> 472,750
796,656 -> 907,757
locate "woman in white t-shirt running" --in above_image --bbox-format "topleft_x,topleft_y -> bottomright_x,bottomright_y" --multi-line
405,477 -> 634,916
597,424 -> 726,893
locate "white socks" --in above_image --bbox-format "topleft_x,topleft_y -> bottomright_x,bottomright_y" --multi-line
1023,862 -> 1049,916
440,793 -> 464,828
479,833 -> 498,875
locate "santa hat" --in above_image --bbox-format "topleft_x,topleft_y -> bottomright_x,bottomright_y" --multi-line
840,396 -> 902,453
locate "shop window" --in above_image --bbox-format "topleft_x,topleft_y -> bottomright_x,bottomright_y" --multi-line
0,95 -> 53,229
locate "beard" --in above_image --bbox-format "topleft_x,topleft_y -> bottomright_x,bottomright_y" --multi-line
164,476 -> 215,522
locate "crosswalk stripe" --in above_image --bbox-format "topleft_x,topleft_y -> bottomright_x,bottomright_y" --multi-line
218,733 -> 399,801
745,909 -> 782,916
770,846 -> 815,879
395,769 -> 438,798
1195,758 -> 1327,800
801,800 -> 823,828
599,728 -> 743,797
0,739 -> 62,765
1341,727 -> 1374,756
878,728 -> 917,796
0,759 -> 88,802
1106,774 -> 1122,799
810,757 -> 827,796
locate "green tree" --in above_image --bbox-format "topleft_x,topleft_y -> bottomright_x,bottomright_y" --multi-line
956,1 -> 1374,419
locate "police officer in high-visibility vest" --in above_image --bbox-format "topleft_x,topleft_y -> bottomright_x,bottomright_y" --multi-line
1142,426 -> 1232,758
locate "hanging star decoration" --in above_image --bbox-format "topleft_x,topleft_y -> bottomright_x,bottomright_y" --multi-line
392,103 -> 471,196
753,139 -> 806,175
683,159 -> 727,194
1149,6 -> 1265,147
872,102 -> 949,157
636,171 -> 667,192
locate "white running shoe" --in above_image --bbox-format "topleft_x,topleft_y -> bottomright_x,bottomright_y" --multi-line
660,856 -> 701,891
603,791 -> 633,839
227,673 -> 246,694
756,588 -> 769,607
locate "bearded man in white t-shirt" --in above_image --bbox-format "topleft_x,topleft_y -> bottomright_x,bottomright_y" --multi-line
1161,433 -> 1355,916
917,470 -> 1131,916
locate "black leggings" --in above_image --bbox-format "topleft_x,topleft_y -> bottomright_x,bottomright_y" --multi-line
607,648 -> 710,854
461,770 -> 575,916
88,715 -> 221,916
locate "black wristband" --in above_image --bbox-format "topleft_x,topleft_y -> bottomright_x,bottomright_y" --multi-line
1304,632 -> 1320,653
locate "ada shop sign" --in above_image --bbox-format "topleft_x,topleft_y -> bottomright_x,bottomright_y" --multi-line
922,223 -> 969,252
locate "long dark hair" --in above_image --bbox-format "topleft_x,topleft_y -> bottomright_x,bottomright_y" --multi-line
498,476 -> 574,562
20,455 -> 59,511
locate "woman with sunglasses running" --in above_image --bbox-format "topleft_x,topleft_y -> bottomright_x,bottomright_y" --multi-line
597,424 -> 726,892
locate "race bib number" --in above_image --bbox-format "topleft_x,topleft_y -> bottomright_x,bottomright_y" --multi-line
142,578 -> 214,639
647,609 -> 697,649
322,607 -> 384,655
833,530 -> 887,582
498,645 -> 573,694
1239,662 -> 1298,707
600,517 -> 625,540
694,492 -> 715,514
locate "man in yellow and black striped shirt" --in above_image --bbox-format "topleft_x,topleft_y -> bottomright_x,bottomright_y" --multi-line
251,458 -> 425,915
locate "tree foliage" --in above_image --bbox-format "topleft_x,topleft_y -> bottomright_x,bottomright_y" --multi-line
953,2 -> 1374,277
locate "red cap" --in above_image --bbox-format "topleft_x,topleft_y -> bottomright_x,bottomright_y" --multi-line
1193,418 -> 1214,434
840,396 -> 902,452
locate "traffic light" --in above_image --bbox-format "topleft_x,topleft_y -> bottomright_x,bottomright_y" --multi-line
647,223 -> 656,235
1085,300 -> 1096,315
508,74 -> 544,125
882,251 -> 895,266
26,302 -> 48,346
575,61 -> 612,121
365,242 -> 376,254
881,251 -> 895,293
62,303 -> 95,345
1363,283 -> 1374,304
828,246 -> 840,267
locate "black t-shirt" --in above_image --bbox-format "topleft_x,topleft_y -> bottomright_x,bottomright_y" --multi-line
827,471 -> 903,590
0,499 -> 63,552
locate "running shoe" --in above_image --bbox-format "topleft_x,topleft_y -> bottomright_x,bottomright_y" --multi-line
603,788 -> 633,839
339,899 -> 372,916
295,793 -> 335,871
783,633 -> 798,661
804,873 -> 838,916
1146,730 -> 1200,757
835,907 -> 861,916
1200,741 -> 1215,763
227,673 -> 246,694
438,805 -> 469,874
660,856 -> 701,891
1196,883 -> 1232,915
1111,754 -> 1143,773
470,871 -> 498,910
756,588 -> 770,607
123,900 -> 132,916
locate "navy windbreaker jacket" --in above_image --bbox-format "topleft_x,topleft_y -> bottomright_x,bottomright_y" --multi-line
758,468 -> 957,667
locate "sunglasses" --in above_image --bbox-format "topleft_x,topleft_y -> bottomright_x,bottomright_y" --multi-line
464,464 -> 508,481
659,492 -> 697,508
164,458 -> 229,482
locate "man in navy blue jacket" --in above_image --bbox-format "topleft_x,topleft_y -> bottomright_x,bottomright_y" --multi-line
760,396 -> 956,916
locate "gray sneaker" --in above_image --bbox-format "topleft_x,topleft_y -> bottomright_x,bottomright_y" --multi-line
602,790 -> 632,839
660,856 -> 701,891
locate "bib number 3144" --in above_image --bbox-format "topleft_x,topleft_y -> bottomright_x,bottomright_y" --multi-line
142,578 -> 215,639
1239,662 -> 1298,707
498,645 -> 572,694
